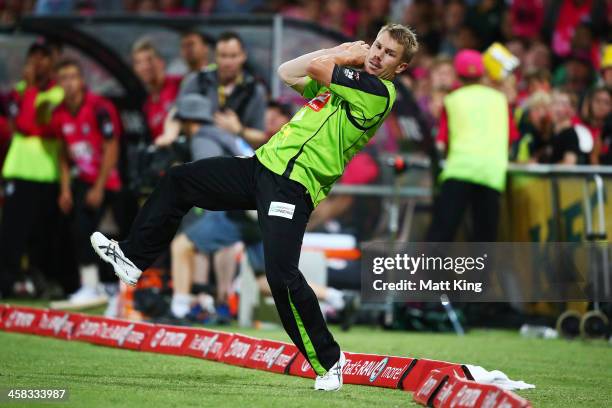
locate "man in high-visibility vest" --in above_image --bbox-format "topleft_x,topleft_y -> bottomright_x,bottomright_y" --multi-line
0,40 -> 64,297
427,49 -> 518,242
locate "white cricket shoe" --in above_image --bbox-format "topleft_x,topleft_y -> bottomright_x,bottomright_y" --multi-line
49,286 -> 108,310
90,232 -> 141,286
69,285 -> 108,303
314,352 -> 346,391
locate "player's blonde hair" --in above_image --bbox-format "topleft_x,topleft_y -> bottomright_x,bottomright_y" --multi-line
378,23 -> 419,64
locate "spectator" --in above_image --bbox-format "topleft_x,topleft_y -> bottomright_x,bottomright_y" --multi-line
544,0 -> 608,59
35,0 -> 74,14
131,38 -> 182,142
427,50 -> 515,242
515,91 -> 553,162
532,90 -> 591,164
180,30 -> 212,74
175,31 -> 267,148
418,55 -> 456,129
53,58 -> 122,306
1,0 -> 34,24
553,51 -> 595,96
524,69 -> 552,98
582,86 -> 612,163
265,100 -> 292,139
213,0 -> 264,14
0,40 -> 65,297
523,41 -> 552,73
281,0 -> 320,22
464,0 -> 505,48
438,0 -> 467,56
510,0 -> 545,40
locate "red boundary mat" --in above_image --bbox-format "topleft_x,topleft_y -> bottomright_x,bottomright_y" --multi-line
0,305 -> 531,408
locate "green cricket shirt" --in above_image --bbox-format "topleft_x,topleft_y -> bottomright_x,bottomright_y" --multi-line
255,65 -> 396,207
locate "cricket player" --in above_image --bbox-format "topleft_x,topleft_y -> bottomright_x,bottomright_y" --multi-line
91,23 -> 417,391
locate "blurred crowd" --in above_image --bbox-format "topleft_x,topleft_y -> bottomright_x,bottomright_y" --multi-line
0,0 -> 611,326
1,1 -> 610,164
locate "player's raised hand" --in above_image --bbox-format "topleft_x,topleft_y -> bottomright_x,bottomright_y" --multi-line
345,42 -> 370,67
335,41 -> 366,52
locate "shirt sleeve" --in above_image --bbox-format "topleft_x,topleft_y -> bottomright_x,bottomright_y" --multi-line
301,77 -> 322,99
96,99 -> 121,140
329,65 -> 390,118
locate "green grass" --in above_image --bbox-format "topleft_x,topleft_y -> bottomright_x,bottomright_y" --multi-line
0,313 -> 610,407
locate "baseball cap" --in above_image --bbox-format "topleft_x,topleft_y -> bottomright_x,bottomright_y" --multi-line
175,94 -> 214,123
454,49 -> 484,79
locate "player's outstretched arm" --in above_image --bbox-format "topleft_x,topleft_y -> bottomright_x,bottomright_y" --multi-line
305,42 -> 370,88
277,42 -> 364,94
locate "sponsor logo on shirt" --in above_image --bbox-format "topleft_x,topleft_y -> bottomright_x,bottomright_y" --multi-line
343,68 -> 359,81
307,91 -> 331,112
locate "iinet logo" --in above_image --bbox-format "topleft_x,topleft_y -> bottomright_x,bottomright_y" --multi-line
149,328 -> 187,348
4,311 -> 35,328
223,339 -> 252,359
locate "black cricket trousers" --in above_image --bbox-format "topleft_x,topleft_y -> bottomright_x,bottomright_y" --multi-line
426,178 -> 501,242
119,156 -> 340,374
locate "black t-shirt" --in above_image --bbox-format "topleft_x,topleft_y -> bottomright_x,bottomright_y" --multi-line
599,114 -> 612,164
534,127 -> 582,164
550,127 -> 581,164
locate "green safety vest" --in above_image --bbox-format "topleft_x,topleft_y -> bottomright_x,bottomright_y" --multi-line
2,83 -> 64,183
441,84 -> 509,192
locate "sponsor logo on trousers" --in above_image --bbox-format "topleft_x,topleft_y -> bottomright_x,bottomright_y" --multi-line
5,311 -> 36,328
223,339 -> 252,359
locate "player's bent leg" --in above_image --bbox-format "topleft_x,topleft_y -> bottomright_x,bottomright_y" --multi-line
91,156 -> 257,286
255,161 -> 343,390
